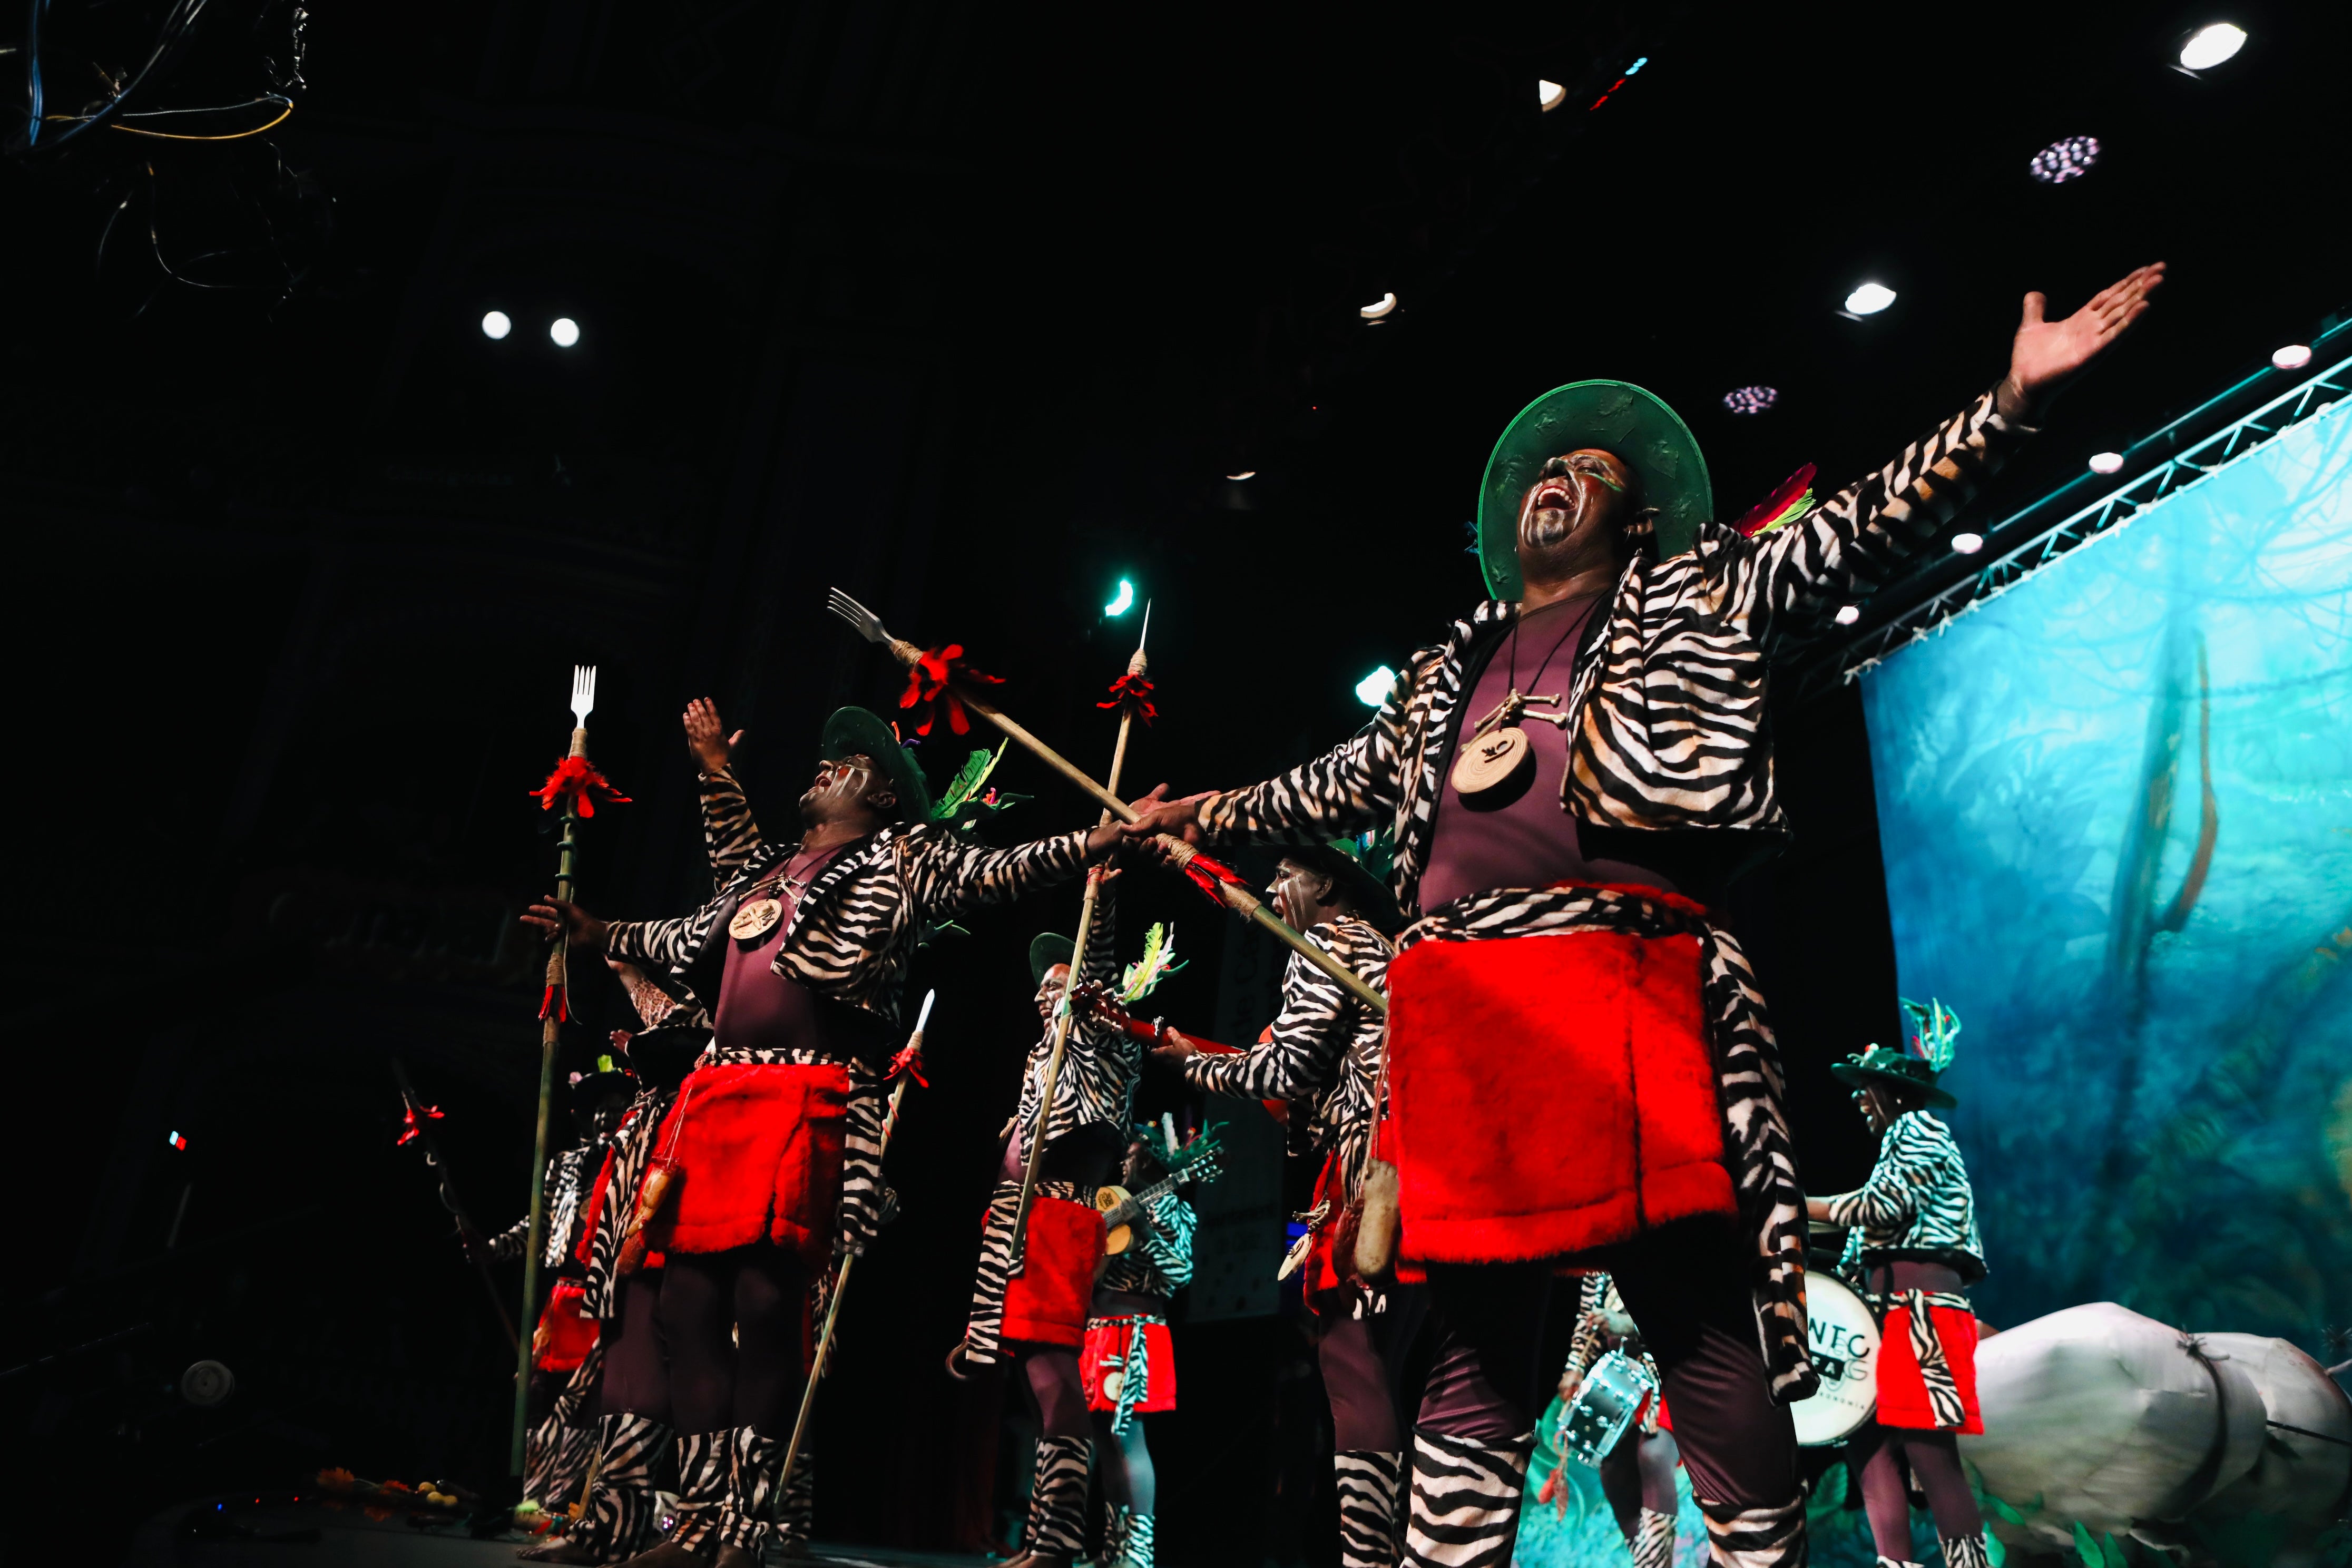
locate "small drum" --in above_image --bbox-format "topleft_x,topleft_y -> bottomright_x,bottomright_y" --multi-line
1791,1273 -> 1880,1446
1555,1349 -> 1659,1467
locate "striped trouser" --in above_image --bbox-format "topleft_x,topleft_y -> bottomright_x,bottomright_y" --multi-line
1403,1428 -> 1531,1567
1335,1449 -> 1402,1567
1021,1435 -> 1092,1556
569,1411 -> 670,1562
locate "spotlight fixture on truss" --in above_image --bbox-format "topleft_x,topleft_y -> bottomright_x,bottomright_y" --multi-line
1723,386 -> 1778,416
2028,135 -> 2101,184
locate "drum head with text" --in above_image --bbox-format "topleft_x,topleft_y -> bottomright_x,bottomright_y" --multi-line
1791,1274 -> 1879,1446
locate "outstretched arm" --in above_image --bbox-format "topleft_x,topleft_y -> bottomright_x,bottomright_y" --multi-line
1739,263 -> 2164,651
903,820 -> 1123,924
684,699 -> 764,885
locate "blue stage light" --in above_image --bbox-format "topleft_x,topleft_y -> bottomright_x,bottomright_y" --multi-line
1356,666 -> 1398,707
1103,579 -> 1135,616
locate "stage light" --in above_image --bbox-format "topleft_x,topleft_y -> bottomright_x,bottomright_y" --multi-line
1538,80 -> 1565,112
1360,293 -> 1397,321
2272,344 -> 2313,371
1835,604 -> 1861,626
549,317 -> 581,348
1845,282 -> 1897,316
1103,578 -> 1135,616
2089,451 -> 2125,475
2028,135 -> 2101,184
1227,471 -> 1256,482
2178,23 -> 2246,70
1356,665 -> 1398,708
167,1130 -> 188,1150
481,310 -> 512,340
1723,386 -> 1778,415
1952,532 -> 1985,555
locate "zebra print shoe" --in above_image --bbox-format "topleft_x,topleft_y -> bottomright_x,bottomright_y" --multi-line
716,1427 -> 786,1557
1940,1536 -> 1991,1568
767,1447 -> 813,1560
656,1430 -> 732,1558
523,1413 -> 672,1563
1015,1436 -> 1091,1564
1697,1494 -> 1806,1568
1117,1510 -> 1155,1568
1876,1557 -> 1923,1568
1334,1449 -> 1402,1567
1632,1506 -> 1677,1568
1402,1427 -> 1533,1567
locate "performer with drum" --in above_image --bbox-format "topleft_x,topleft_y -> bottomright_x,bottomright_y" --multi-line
1807,1001 -> 1988,1568
1542,1273 -> 1682,1568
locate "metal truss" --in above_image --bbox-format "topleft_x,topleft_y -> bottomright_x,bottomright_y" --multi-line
1787,346 -> 2351,702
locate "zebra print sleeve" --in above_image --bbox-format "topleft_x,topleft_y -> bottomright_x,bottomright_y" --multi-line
1730,388 -> 2035,652
1135,1192 -> 1195,1291
1197,689 -> 1412,847
903,825 -> 1094,924
1079,879 -> 1118,990
604,912 -> 703,973
699,768 -> 765,886
1183,945 -> 1350,1101
1821,1116 -> 1933,1231
834,1061 -> 894,1258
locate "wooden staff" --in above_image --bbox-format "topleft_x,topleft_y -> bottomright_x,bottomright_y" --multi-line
514,664 -> 598,1475
779,991 -> 934,1493
390,1057 -> 519,1354
827,589 -> 1387,1015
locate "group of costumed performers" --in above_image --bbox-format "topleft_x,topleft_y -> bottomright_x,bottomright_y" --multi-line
1811,1001 -> 1988,1568
516,696 -> 1126,1567
1122,262 -> 2165,1568
1148,836 -> 1408,1568
1540,1272 -> 1682,1568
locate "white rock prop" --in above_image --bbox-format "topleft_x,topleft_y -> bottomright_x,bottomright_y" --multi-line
2191,1334 -> 2352,1531
1959,1304 -> 2267,1553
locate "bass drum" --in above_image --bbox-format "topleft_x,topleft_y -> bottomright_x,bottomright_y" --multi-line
1791,1274 -> 1879,1446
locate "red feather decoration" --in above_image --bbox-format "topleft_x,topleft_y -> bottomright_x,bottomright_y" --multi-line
1732,464 -> 1818,537
1099,670 -> 1159,724
1176,848 -> 1248,909
888,1042 -> 929,1086
531,754 -> 631,817
899,643 -> 1006,737
395,1100 -> 444,1147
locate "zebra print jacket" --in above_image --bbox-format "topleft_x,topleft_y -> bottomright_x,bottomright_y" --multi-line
487,1138 -> 610,1272
1181,915 -> 1392,1197
1197,389 -> 2034,904
1098,1188 -> 1195,1299
1006,886 -> 1131,1153
1828,1110 -> 1985,1285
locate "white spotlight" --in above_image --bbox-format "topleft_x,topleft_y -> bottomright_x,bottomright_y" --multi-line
1722,386 -> 1778,416
2178,23 -> 2247,70
1951,532 -> 1985,555
2028,135 -> 2101,184
549,317 -> 581,348
481,310 -> 512,340
1227,471 -> 1257,482
1360,293 -> 1397,321
1845,282 -> 1897,316
1537,80 -> 1566,112
2088,451 -> 2125,475
2272,344 -> 2313,371
1355,665 -> 1398,708
1834,604 -> 1861,626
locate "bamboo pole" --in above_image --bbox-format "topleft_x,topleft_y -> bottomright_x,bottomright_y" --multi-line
778,992 -> 933,1494
390,1057 -> 519,1354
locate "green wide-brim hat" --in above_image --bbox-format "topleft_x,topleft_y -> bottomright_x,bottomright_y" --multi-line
1029,933 -> 1075,989
1476,379 -> 1714,599
1283,837 -> 1405,936
1830,1046 -> 1958,1110
820,706 -> 932,824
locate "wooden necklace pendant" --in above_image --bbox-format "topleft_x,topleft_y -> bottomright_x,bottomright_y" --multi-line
1452,687 -> 1567,805
729,897 -> 784,940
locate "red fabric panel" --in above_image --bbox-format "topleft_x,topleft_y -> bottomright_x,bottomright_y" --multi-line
533,1278 -> 600,1371
1874,1305 -> 1983,1433
1387,930 -> 1734,1263
1081,1319 -> 1178,1413
649,1062 -> 850,1263
1001,1195 -> 1103,1347
573,1146 -> 618,1271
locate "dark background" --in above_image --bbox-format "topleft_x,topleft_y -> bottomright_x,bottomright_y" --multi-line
3,1 -> 2345,1562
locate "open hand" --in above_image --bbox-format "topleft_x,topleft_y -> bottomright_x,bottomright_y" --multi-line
521,899 -> 610,952
683,698 -> 741,775
2004,262 -> 2165,411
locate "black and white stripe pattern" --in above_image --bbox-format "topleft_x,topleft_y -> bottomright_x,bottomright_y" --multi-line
666,1429 -> 732,1554
1633,1506 -> 1678,1568
524,1341 -> 603,1510
717,1426 -> 787,1555
1403,1427 -> 1531,1567
487,1140 -> 607,1268
1697,1495 -> 1806,1568
1022,1435 -> 1092,1557
1119,1508 -> 1157,1568
1941,1532 -> 1993,1568
1899,1289 -> 1974,1430
772,1446 -> 813,1552
1334,1449 -> 1402,1568
1097,1191 -> 1194,1299
570,1411 -> 671,1562
960,1175 -> 1087,1366
1183,916 -> 1393,1197
1828,1111 -> 1985,1282
1005,890 -> 1129,1150
1879,1557 -> 1924,1568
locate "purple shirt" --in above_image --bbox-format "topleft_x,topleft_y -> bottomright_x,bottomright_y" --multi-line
713,844 -> 864,1060
1417,595 -> 1677,915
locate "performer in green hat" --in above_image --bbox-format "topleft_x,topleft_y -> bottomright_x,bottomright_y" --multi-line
1811,999 -> 1988,1568
1129,261 -> 2162,1568
524,702 -> 1123,1567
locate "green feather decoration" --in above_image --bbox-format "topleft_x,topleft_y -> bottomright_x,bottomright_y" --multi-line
1901,995 -> 1963,1072
930,741 -> 1007,821
1119,922 -> 1185,1005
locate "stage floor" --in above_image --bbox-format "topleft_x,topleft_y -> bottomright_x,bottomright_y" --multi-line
123,1497 -> 996,1568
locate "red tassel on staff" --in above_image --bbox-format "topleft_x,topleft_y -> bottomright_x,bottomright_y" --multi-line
1098,670 -> 1158,724
395,1100 -> 445,1147
887,1042 -> 929,1087
531,755 -> 631,817
538,985 -> 569,1022
899,643 -> 1006,737
1176,848 -> 1248,908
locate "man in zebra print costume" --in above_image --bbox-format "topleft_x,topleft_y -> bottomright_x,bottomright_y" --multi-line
526,706 -> 1124,1567
957,901 -> 1139,1568
1543,1273 -> 1681,1568
1810,1006 -> 1988,1568
1152,836 -> 1406,1568
1128,264 -> 2163,1568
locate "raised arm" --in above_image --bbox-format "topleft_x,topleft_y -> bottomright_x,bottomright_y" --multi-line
903,823 -> 1111,925
1735,263 -> 2163,652
684,699 -> 763,885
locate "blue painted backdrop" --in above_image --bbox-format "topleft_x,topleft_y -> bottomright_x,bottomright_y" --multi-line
1859,400 -> 2352,1341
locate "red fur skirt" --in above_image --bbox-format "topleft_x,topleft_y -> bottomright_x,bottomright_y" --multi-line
1875,1305 -> 1983,1433
1002,1194 -> 1104,1348
532,1277 -> 600,1372
1386,929 -> 1736,1263
648,1062 -> 849,1263
1082,1317 -> 1177,1414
